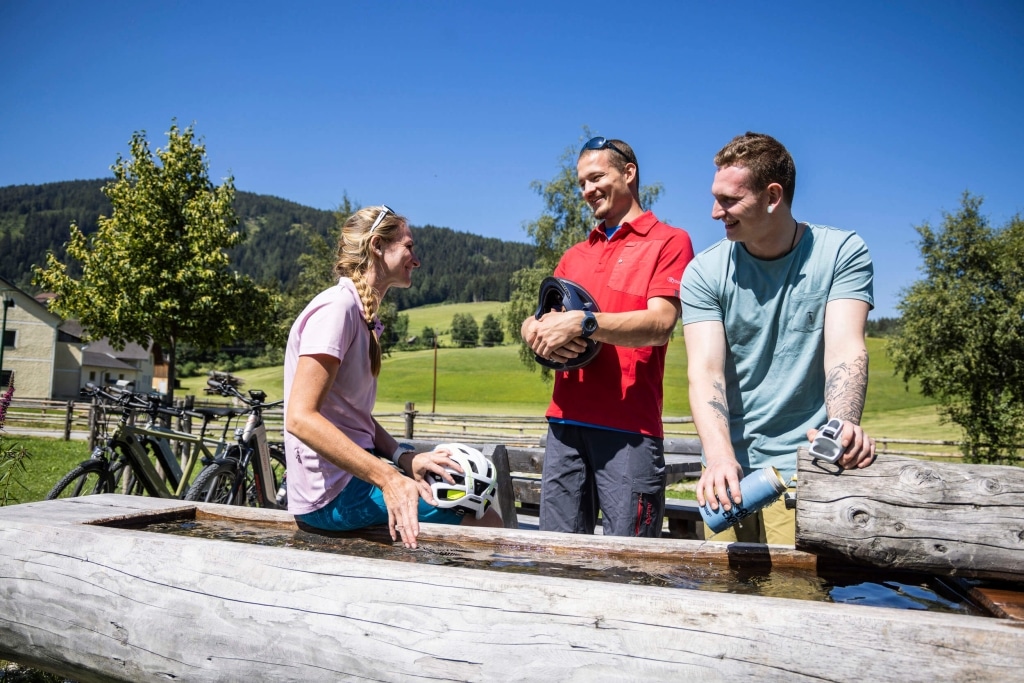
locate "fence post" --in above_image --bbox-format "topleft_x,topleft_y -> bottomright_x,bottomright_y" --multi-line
403,402 -> 417,439
63,401 -> 74,441
180,395 -> 195,434
88,397 -> 100,451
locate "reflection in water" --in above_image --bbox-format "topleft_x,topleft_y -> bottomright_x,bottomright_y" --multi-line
150,519 -> 976,615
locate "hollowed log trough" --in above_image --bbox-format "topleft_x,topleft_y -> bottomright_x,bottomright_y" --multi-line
1,493 -> 1022,683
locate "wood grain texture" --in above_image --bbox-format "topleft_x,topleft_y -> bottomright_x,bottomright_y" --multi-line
796,448 -> 1024,580
1,495 -> 1022,683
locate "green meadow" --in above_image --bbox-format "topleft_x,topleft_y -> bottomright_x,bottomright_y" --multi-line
403,301 -> 507,347
179,302 -> 957,441
18,308 -> 958,507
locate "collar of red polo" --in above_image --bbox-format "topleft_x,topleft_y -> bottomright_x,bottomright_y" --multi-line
588,210 -> 656,243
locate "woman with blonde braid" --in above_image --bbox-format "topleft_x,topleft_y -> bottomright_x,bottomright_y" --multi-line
284,205 -> 502,548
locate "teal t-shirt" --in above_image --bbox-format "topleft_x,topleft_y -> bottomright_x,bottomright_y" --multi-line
680,224 -> 873,482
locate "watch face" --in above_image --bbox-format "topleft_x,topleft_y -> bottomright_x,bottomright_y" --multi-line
582,312 -> 598,335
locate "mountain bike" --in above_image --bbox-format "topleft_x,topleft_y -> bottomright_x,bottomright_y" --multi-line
185,379 -> 287,509
46,383 -> 242,500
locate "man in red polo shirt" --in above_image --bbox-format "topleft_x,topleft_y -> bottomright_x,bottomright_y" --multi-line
521,137 -> 694,536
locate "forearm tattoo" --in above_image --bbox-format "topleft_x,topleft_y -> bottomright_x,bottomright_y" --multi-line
706,380 -> 730,428
825,351 -> 869,423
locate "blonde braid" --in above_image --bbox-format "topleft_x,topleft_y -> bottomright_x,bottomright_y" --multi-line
334,205 -> 407,377
349,270 -> 383,376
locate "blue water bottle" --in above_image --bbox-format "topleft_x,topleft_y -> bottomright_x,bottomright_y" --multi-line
699,466 -> 788,534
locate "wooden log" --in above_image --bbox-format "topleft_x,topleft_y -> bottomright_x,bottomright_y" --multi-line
796,448 -> 1024,581
485,443 -> 518,529
1,495 -> 1023,683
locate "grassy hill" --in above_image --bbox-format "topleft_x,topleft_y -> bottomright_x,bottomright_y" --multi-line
180,303 -> 955,440
403,301 -> 506,347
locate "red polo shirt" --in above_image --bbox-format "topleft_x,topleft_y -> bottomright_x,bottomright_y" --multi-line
547,211 -> 694,437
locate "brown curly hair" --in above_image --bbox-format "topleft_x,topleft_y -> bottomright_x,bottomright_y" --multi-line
714,132 -> 797,207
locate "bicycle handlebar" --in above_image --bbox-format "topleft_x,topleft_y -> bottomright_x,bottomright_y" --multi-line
82,380 -> 281,423
205,379 -> 280,409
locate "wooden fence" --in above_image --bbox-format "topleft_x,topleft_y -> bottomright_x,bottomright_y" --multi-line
0,396 -> 1006,460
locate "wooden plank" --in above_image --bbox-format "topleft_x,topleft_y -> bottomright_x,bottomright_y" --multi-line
664,498 -> 704,540
505,446 -> 700,479
663,498 -> 702,520
506,446 -> 545,474
512,477 -> 541,508
1,495 -> 1022,683
796,448 -> 1024,581
486,443 -> 518,529
969,586 -> 1024,621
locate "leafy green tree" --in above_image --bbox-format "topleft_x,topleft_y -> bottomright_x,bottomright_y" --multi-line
503,130 -> 663,373
275,195 -> 356,344
451,313 -> 479,348
421,326 -> 437,348
481,313 -> 504,347
34,122 -> 275,400
379,303 -> 409,355
888,192 -> 1024,464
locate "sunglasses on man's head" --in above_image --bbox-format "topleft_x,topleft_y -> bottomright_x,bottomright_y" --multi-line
370,205 -> 394,232
582,136 -> 632,163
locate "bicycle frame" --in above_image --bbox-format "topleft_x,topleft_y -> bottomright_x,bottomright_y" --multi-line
94,387 -> 239,498
112,421 -> 229,498
190,379 -> 286,509
231,412 -> 281,508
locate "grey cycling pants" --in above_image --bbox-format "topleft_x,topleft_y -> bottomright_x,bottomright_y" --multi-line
539,422 -> 666,537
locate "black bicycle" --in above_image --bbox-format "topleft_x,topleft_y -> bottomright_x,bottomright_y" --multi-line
185,379 -> 287,509
47,383 -> 242,500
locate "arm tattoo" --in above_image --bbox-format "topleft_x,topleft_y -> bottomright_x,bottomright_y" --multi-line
825,351 -> 869,423
706,380 -> 730,428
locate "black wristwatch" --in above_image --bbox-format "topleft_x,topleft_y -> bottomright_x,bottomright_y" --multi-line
581,310 -> 598,338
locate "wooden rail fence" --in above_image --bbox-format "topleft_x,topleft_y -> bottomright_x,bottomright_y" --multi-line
0,396 -> 1009,460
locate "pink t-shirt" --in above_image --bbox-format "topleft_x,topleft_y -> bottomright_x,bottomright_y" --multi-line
283,278 -> 377,514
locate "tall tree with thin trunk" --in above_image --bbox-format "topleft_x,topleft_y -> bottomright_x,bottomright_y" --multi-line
34,122 -> 275,400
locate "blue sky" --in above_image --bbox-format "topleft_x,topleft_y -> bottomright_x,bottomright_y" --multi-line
2,1 -> 1022,318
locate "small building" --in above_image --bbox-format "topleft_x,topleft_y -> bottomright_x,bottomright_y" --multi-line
0,275 -> 62,398
78,334 -> 155,394
0,275 -> 157,399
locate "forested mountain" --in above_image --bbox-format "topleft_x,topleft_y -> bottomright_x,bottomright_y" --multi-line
0,180 -> 534,307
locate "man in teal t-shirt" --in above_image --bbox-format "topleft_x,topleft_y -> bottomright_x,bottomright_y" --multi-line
681,132 -> 878,545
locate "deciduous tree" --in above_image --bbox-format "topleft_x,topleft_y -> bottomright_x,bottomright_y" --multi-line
888,192 -> 1024,464
34,122 -> 275,400
481,313 -> 504,347
451,313 -> 479,348
378,302 -> 408,355
274,195 -> 356,344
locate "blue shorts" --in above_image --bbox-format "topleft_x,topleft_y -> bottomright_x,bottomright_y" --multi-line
296,475 -> 463,531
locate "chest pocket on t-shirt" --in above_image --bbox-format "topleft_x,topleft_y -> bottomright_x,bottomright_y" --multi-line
608,240 -> 662,298
787,291 -> 826,333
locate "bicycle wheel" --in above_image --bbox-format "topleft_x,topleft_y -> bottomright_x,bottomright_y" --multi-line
46,460 -> 116,500
185,459 -> 243,505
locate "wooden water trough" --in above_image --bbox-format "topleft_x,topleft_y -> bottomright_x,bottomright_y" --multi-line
1,477 -> 1023,683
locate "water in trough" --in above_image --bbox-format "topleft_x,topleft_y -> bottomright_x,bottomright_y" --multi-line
139,516 -> 981,615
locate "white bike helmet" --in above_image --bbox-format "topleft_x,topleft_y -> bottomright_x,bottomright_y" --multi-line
426,443 -> 497,519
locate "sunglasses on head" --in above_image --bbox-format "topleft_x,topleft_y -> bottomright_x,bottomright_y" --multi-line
582,136 -> 632,163
370,205 -> 394,232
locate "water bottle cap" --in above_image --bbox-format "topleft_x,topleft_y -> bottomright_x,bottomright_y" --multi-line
765,466 -> 788,493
